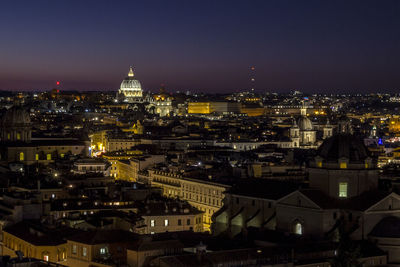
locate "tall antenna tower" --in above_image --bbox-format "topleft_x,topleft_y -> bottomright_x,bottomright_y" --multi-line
250,66 -> 255,93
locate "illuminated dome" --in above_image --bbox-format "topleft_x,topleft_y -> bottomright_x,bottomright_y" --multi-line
297,116 -> 313,131
119,66 -> 143,101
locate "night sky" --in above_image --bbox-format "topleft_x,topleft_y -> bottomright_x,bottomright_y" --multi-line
0,0 -> 399,93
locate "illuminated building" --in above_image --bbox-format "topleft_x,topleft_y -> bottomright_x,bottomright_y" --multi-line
139,199 -> 203,234
105,138 -> 139,152
188,102 -> 240,115
147,170 -> 230,232
66,230 -> 136,267
116,155 -> 164,181
102,150 -> 144,178
2,221 -> 71,263
118,66 -> 143,103
289,106 -> 317,148
389,118 -> 400,133
323,119 -> 333,139
240,104 -> 265,117
147,87 -> 173,117
0,105 -> 89,165
122,120 -> 144,135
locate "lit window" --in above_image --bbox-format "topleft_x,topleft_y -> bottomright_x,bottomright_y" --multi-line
365,163 -> 369,168
150,220 -> 155,227
82,247 -> 87,257
164,219 -> 169,226
340,162 -> 347,169
60,153 -> 65,158
16,132 -> 21,140
317,161 -> 322,168
7,133 -> 10,140
339,182 -> 348,198
295,222 -> 302,235
19,152 -> 24,161
35,154 -> 39,160
43,255 -> 49,261
100,248 -> 106,255
47,154 -> 51,160
72,244 -> 77,254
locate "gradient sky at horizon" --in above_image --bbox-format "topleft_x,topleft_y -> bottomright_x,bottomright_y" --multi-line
0,0 -> 399,93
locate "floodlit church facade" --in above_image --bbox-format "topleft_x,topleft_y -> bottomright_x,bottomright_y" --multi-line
289,107 -> 318,148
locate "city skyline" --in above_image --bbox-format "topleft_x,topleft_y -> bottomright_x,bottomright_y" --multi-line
1,0 -> 400,93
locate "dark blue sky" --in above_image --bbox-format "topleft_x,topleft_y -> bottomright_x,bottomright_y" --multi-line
0,0 -> 399,93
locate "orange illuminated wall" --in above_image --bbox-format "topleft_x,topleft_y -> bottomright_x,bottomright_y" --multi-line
389,119 -> 400,133
240,107 -> 265,117
188,102 -> 212,114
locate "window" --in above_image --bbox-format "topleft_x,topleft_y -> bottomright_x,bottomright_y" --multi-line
164,219 -> 169,226
339,182 -> 348,198
19,152 -> 24,161
60,153 -> 65,158
82,247 -> 87,257
100,248 -> 106,255
150,220 -> 155,227
16,132 -> 21,140
47,154 -> 51,160
178,219 -> 182,225
43,255 -> 49,262
35,154 -> 39,160
72,244 -> 77,254
187,219 -> 190,225
317,161 -> 322,168
7,133 -> 10,140
295,222 -> 302,235
340,162 -> 347,169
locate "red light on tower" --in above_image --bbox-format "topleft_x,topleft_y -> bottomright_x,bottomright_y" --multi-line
56,81 -> 60,86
